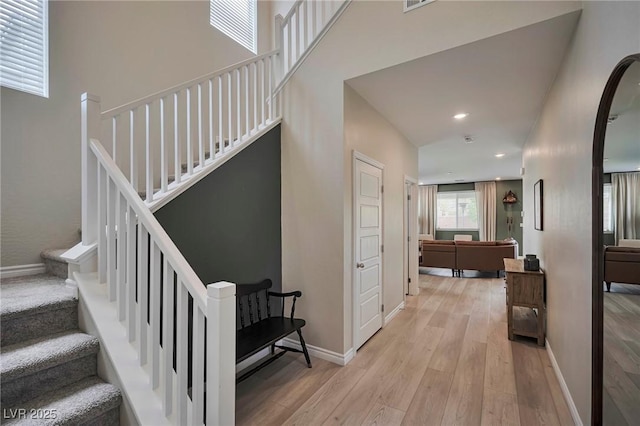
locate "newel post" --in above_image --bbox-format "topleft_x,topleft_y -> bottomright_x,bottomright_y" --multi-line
81,93 -> 101,245
206,281 -> 236,426
275,14 -> 285,81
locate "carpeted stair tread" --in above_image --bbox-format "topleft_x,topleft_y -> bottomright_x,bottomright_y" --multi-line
40,249 -> 69,262
0,274 -> 76,320
1,331 -> 99,381
2,376 -> 121,426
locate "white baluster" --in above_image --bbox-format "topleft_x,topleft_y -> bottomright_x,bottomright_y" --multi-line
160,98 -> 167,194
218,75 -> 224,155
130,109 -> 138,192
145,104 -> 153,203
206,282 -> 236,426
173,93 -> 181,185
209,80 -> 214,161
261,59 -> 266,126
117,192 -> 126,321
253,62 -> 258,132
107,177 -> 117,301
286,23 -> 292,74
138,224 -> 148,366
98,165 -> 107,283
192,307 -> 205,426
227,72 -> 233,147
162,260 -> 174,416
296,4 -> 301,63
176,283 -> 188,426
268,56 -> 273,121
302,1 -> 308,51
236,68 -> 241,145
150,241 -> 160,389
244,65 -> 249,138
112,116 -> 117,166
311,0 -> 317,42
198,83 -> 204,168
127,204 -> 136,341
186,88 -> 193,176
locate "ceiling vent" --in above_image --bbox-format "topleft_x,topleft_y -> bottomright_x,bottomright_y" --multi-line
464,136 -> 474,144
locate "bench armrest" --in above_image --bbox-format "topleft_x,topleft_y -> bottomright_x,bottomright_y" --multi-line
268,290 -> 302,318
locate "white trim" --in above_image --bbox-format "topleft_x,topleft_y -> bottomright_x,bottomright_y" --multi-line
0,263 -> 46,279
403,0 -> 436,13
76,272 -> 170,426
354,150 -> 385,170
281,338 -> 354,366
384,301 -> 405,325
545,339 -> 582,426
352,151 -> 385,355
404,175 -> 419,296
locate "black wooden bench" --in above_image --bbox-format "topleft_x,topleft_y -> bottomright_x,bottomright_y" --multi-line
236,279 -> 311,382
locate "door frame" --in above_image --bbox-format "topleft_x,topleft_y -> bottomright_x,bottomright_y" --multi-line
404,175 -> 419,297
352,150 -> 385,355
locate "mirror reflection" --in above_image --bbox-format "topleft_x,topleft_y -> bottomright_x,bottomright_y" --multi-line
602,60 -> 640,425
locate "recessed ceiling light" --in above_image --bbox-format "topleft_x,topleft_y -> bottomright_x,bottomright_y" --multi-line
495,153 -> 505,158
637,166 -> 640,170
454,113 -> 469,120
496,177 -> 501,180
604,158 -> 609,161
447,172 -> 453,175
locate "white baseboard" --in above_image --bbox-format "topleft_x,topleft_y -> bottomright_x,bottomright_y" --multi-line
282,338 -> 353,366
385,301 -> 405,325
0,263 -> 46,279
546,339 -> 582,426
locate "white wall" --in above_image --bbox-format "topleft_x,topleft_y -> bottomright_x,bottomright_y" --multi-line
343,84 -> 418,343
1,0 -> 272,266
522,3 -> 640,423
280,0 -> 582,354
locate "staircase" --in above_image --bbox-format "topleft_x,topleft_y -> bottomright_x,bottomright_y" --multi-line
56,1 -> 352,424
0,274 -> 121,424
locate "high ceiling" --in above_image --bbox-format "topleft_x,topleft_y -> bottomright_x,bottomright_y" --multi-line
346,11 -> 581,185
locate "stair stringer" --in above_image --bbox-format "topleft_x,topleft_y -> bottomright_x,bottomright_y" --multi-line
147,118 -> 282,213
75,272 -> 172,426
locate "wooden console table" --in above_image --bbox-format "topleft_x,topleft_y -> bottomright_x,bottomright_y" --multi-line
504,258 -> 545,346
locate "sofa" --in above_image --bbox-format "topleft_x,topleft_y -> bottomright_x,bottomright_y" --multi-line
604,246 -> 640,291
420,240 -> 456,276
420,239 -> 518,277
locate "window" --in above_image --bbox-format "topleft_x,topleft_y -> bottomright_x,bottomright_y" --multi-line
210,0 -> 256,54
603,183 -> 613,233
0,0 -> 48,97
436,191 -> 479,230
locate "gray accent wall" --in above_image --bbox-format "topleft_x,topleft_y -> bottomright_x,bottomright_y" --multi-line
155,125 -> 281,292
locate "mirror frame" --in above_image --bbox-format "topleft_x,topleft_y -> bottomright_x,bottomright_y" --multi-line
591,53 -> 640,426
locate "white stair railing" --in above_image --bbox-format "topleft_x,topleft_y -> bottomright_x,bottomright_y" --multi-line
100,50 -> 281,210
275,0 -> 351,93
79,93 -> 236,425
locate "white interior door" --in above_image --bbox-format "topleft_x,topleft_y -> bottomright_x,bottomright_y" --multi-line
354,157 -> 383,350
408,180 -> 419,295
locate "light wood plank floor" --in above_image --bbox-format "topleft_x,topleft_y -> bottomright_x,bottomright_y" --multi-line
236,271 -> 573,425
603,283 -> 640,426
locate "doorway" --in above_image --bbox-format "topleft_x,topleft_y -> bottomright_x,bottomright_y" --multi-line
404,176 -> 419,296
353,152 -> 384,350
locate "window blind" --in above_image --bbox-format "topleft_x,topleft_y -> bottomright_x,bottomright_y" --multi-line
0,0 -> 48,97
210,0 -> 256,54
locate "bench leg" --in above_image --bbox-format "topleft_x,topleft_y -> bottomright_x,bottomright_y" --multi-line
606,282 -> 611,292
270,343 -> 275,355
297,329 -> 312,368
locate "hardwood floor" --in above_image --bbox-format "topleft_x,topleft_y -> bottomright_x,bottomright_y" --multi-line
236,272 -> 573,425
603,283 -> 640,426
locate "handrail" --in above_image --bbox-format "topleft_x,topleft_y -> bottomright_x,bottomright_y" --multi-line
89,138 -> 207,311
102,49 -> 280,118
282,0 -> 304,22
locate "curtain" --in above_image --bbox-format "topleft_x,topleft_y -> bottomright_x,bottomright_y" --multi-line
418,185 -> 437,236
612,172 -> 640,244
475,181 -> 496,241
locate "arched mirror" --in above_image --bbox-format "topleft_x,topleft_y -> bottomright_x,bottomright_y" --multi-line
592,54 -> 640,426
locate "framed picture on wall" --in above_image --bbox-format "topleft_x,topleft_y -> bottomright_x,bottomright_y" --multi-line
534,179 -> 543,231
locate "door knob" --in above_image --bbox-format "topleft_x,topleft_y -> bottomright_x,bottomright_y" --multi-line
356,262 -> 365,269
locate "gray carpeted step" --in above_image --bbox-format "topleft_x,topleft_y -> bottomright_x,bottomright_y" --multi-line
1,331 -> 100,407
40,249 -> 70,279
0,275 -> 77,346
2,376 -> 121,426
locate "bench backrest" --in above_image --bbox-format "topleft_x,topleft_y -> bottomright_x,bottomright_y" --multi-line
236,279 -> 273,329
